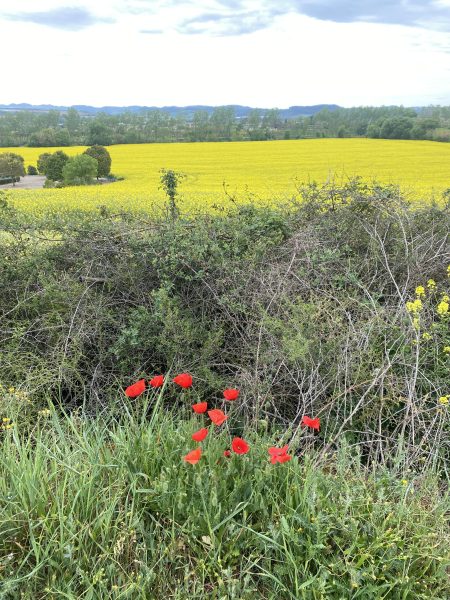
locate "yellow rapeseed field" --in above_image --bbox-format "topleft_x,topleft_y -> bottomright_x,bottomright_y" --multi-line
2,139 -> 450,214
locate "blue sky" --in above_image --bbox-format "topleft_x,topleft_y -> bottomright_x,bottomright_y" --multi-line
1,0 -> 450,107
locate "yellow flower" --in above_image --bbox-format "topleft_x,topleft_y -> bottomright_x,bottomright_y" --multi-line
2,417 -> 11,423
406,299 -> 423,314
421,332 -> 432,341
401,479 -> 408,486
443,346 -> 450,354
437,301 -> 449,316
447,265 -> 450,278
427,279 -> 436,290
412,317 -> 420,329
438,395 -> 449,405
441,294 -> 449,303
415,286 -> 425,298
8,387 -> 15,394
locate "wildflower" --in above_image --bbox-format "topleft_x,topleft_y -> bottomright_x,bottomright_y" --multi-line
301,415 -> 320,431
192,402 -> 208,414
421,332 -> 432,341
192,428 -> 209,442
401,479 -> 408,486
173,373 -> 193,388
412,317 -> 420,329
8,387 -> 15,394
442,294 -> 449,303
443,346 -> 450,354
149,375 -> 164,388
438,395 -> 449,405
415,286 -> 425,298
38,409 -> 51,416
437,300 -> 449,316
231,437 -> 250,454
124,379 -> 146,398
208,409 -> 228,426
268,445 -> 289,457
183,448 -> 202,465
223,388 -> 239,401
223,450 -> 231,457
447,265 -> 450,278
406,299 -> 422,314
269,445 -> 292,464
275,453 -> 292,463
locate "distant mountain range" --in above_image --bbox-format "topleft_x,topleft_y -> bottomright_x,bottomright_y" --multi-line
0,103 -> 341,119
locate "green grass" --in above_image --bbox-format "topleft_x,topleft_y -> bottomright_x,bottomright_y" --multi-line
1,394 -> 448,599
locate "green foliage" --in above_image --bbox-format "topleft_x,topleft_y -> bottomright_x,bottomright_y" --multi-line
0,181 -> 448,467
83,144 -> 112,178
62,154 -> 98,185
0,152 -> 25,184
44,150 -> 69,181
0,404 -> 448,598
159,168 -> 186,219
37,152 -> 52,174
27,164 -> 38,175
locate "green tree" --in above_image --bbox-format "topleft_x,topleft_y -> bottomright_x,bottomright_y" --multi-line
83,145 -> 112,178
62,154 -> 98,185
0,152 -> 25,185
65,108 -> 81,134
45,151 -> 69,181
37,152 -> 52,174
159,168 -> 185,219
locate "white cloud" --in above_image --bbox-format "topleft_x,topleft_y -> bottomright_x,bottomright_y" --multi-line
0,2 -> 449,107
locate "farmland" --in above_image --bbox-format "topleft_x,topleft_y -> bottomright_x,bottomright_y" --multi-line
2,138 -> 450,213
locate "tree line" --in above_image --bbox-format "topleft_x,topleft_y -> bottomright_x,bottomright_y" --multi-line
0,145 -> 112,187
1,105 -> 450,147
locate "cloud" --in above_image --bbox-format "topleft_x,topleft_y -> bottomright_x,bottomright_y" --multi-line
5,6 -> 114,31
147,0 -> 450,35
288,1 -> 450,30
178,10 -> 282,36
140,28 -> 164,35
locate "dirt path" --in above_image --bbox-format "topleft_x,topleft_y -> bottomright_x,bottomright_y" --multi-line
0,175 -> 46,190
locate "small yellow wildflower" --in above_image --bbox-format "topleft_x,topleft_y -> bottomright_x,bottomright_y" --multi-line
442,294 -> 449,303
415,286 -> 425,298
2,417 -> 11,423
412,317 -> 420,329
443,346 -> 450,354
437,301 -> 449,316
38,409 -> 51,417
427,279 -> 436,290
8,387 -> 15,394
438,395 -> 449,405
401,479 -> 408,486
447,265 -> 450,278
406,299 -> 423,314
421,332 -> 432,341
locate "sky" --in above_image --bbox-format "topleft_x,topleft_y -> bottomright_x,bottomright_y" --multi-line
1,0 -> 450,108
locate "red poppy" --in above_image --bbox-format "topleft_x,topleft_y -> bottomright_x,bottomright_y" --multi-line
268,445 -> 289,457
149,375 -> 164,388
192,402 -> 208,414
223,388 -> 239,401
208,409 -> 228,426
192,428 -> 208,442
271,453 -> 292,464
183,448 -> 202,465
231,437 -> 249,454
301,415 -> 320,431
223,450 -> 231,457
124,379 -> 146,398
173,373 -> 193,388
